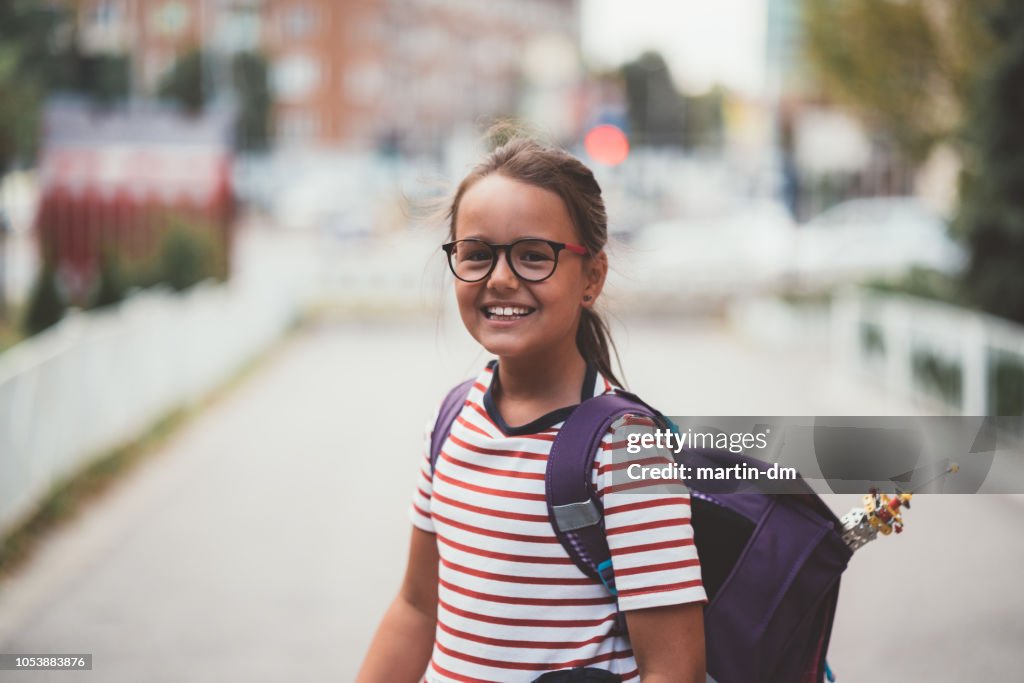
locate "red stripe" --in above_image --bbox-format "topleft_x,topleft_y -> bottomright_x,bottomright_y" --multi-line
466,400 -> 503,432
605,497 -> 690,515
432,510 -> 557,544
620,416 -> 657,427
606,517 -> 691,536
441,558 -> 593,586
456,415 -> 494,440
448,433 -> 548,461
438,619 -> 607,650
614,557 -> 701,577
434,469 -> 546,501
434,640 -> 632,672
440,450 -> 546,481
473,381 -> 487,393
412,502 -> 431,520
597,455 -> 673,473
438,597 -> 617,628
617,578 -> 704,599
439,577 -> 613,606
437,535 -> 572,565
610,537 -> 695,556
605,479 -> 688,494
429,659 -> 499,683
517,432 -> 558,441
432,490 -> 548,523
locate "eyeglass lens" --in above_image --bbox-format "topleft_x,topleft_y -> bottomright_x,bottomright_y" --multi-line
449,240 -> 558,282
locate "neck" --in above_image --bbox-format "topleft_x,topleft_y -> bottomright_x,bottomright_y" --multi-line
496,337 -> 588,406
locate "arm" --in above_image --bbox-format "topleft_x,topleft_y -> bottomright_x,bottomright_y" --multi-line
597,416 -> 708,682
355,526 -> 440,683
625,602 -> 706,683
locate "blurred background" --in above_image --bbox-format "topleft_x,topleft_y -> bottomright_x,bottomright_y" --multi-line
1,1 -> 1023,681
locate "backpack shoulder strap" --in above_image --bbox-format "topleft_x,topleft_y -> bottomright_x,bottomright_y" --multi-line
546,391 -> 664,591
429,378 -> 475,473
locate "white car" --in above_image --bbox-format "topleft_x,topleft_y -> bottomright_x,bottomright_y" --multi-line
793,198 -> 965,283
615,200 -> 797,298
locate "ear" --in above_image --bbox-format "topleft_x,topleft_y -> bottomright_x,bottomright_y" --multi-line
582,250 -> 608,308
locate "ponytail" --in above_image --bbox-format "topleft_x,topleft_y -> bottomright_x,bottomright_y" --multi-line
576,307 -> 623,389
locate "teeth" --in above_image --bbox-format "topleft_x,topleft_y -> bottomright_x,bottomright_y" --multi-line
486,306 -> 531,317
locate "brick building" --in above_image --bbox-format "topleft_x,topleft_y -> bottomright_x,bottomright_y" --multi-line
68,0 -> 581,151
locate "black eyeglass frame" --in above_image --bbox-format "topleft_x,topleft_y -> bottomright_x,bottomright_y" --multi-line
441,238 -> 588,283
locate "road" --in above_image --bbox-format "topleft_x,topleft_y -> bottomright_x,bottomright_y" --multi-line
0,313 -> 1021,682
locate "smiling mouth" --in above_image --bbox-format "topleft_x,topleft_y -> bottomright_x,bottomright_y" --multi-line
482,305 -> 536,321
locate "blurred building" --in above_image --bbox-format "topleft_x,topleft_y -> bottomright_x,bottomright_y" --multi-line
67,0 -> 581,152
764,0 -> 807,101
761,0 -> 914,221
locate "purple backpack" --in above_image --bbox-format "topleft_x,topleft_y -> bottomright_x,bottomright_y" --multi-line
430,381 -> 852,683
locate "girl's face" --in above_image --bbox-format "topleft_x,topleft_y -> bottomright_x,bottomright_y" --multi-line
452,174 -> 607,363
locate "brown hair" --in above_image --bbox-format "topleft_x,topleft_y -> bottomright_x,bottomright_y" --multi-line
446,135 -> 623,387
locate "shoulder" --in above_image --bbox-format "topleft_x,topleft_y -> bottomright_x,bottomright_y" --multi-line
434,363 -> 496,415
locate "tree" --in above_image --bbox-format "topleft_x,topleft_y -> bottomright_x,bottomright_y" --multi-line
232,51 -> 272,151
955,2 -> 1024,324
803,0 -> 999,165
620,52 -> 686,147
0,0 -> 68,174
682,85 -> 725,150
24,255 -> 66,336
65,50 -> 131,106
90,247 -> 127,309
158,49 -> 207,114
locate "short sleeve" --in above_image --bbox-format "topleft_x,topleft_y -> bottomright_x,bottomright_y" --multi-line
591,414 -> 707,611
408,408 -> 440,534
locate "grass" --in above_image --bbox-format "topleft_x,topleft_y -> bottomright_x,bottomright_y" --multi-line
0,305 -> 27,355
0,317 -> 301,580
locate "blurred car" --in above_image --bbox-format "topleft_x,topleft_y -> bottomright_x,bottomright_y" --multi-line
611,199 -> 797,302
793,197 -> 965,283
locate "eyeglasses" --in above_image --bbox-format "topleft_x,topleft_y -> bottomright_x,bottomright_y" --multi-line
442,238 -> 588,283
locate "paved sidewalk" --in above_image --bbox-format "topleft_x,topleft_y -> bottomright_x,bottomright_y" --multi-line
0,315 -> 1020,682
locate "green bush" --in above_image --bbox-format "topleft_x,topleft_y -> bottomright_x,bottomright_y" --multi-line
860,322 -> 886,358
156,218 -> 216,292
89,247 -> 127,309
911,348 -> 963,408
989,350 -> 1024,416
23,257 -> 66,336
864,267 -> 966,306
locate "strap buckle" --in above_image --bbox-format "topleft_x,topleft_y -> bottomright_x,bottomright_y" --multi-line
596,559 -> 618,597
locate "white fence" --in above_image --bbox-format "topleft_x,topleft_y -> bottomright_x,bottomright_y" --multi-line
0,230 -> 315,536
833,287 -> 1024,417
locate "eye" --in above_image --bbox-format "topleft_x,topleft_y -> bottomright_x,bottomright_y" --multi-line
462,247 -> 492,262
520,250 -> 553,262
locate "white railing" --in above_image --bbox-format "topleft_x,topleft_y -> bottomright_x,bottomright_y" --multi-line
0,229 -> 316,536
832,287 -> 1024,417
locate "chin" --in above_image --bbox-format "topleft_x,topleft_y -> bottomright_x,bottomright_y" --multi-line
474,334 -> 536,361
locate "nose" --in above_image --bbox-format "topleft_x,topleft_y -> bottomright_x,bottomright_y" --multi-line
486,246 -> 519,291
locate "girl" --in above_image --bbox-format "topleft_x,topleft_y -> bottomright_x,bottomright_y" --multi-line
357,137 -> 706,683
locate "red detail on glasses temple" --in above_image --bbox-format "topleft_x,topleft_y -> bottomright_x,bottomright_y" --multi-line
564,243 -> 588,255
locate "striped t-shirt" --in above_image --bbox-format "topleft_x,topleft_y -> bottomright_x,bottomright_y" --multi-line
409,361 -> 706,683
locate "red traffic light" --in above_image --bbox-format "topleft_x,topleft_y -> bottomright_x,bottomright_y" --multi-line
584,124 -> 629,166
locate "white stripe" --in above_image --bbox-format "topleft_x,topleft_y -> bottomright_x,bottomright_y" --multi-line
408,364 -> 706,682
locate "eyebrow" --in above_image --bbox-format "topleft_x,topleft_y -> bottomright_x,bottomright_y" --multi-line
457,233 -> 551,242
